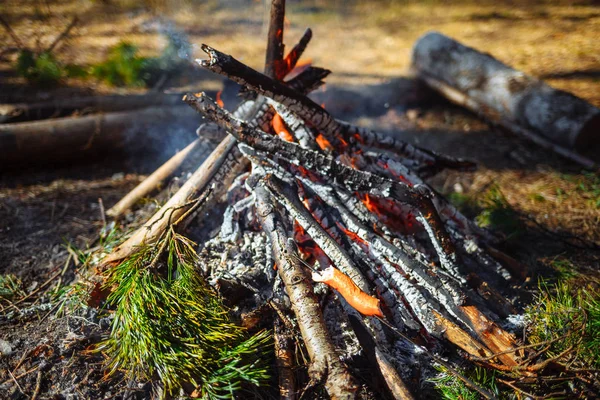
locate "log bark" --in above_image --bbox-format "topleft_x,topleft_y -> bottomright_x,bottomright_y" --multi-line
412,31 -> 600,155
254,183 -> 359,399
0,92 -> 205,124
274,318 -> 297,400
0,106 -> 201,167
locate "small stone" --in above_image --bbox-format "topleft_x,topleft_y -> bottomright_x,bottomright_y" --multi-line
0,339 -> 13,357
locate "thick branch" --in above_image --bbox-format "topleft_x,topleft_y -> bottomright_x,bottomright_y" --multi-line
265,0 -> 286,79
254,183 -> 359,399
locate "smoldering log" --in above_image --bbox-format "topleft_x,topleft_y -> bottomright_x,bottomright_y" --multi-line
0,106 -> 202,167
412,31 -> 600,155
0,92 -> 211,124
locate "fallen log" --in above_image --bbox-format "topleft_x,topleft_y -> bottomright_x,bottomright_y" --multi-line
0,106 -> 201,167
0,92 -> 213,124
412,31 -> 600,162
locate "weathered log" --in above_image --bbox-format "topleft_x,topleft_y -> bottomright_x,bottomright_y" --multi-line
254,183 -> 359,399
0,106 -> 201,167
0,92 -> 206,124
412,31 -> 600,156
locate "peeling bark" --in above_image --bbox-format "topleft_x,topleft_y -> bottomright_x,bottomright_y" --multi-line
254,184 -> 359,399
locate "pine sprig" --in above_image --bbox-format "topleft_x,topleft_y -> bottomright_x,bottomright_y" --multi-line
98,231 -> 270,398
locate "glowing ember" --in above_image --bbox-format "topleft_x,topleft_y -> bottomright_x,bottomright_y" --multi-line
315,133 -> 334,152
335,221 -> 367,247
216,90 -> 224,107
272,113 -> 294,142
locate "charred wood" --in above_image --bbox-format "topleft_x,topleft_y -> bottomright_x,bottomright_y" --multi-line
254,183 -> 359,399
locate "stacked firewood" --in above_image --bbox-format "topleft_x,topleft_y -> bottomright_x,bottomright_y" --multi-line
97,2 -> 537,398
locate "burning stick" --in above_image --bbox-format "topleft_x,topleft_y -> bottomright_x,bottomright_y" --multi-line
254,183 -> 359,398
265,0 -> 286,79
184,92 -> 461,281
311,266 -> 383,318
198,44 -> 474,172
280,28 -> 313,79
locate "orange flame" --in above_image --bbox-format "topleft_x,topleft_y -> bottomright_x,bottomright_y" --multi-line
272,113 -> 294,142
216,90 -> 224,107
315,133 -> 334,152
335,221 -> 367,247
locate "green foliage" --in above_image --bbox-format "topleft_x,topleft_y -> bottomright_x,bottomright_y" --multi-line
447,185 -> 524,239
0,274 -> 24,299
91,42 -> 154,87
430,365 -> 503,400
16,50 -> 63,86
475,186 -> 523,239
526,281 -> 600,369
15,49 -> 90,86
558,171 -> 600,208
98,232 -> 270,398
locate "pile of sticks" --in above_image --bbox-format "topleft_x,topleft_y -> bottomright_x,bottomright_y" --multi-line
99,1 -> 530,398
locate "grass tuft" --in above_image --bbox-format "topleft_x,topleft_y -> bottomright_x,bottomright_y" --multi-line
0,274 -> 24,300
430,365 -> 501,400
525,280 -> 600,369
97,231 -> 270,398
475,185 -> 523,240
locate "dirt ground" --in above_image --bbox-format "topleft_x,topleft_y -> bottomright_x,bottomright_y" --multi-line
1,0 -> 599,398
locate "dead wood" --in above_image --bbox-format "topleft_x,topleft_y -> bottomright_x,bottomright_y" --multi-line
254,183 -> 359,399
412,31 -> 600,160
184,93 -> 460,280
106,138 -> 205,218
265,0 -> 286,79
99,134 -> 241,269
0,106 -> 200,167
281,28 -> 312,78
417,70 -> 598,170
0,92 -> 203,124
274,318 -> 297,400
347,314 -> 415,400
198,45 -> 473,173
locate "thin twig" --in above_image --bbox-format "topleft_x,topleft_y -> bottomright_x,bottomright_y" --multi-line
45,16 -> 79,54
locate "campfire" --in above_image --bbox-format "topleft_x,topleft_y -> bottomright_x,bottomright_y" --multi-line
83,1 -> 597,399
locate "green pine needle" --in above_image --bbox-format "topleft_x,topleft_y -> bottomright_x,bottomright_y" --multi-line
98,232 -> 270,398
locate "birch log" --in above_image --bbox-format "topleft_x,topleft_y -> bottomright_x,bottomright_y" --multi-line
412,31 -> 600,153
